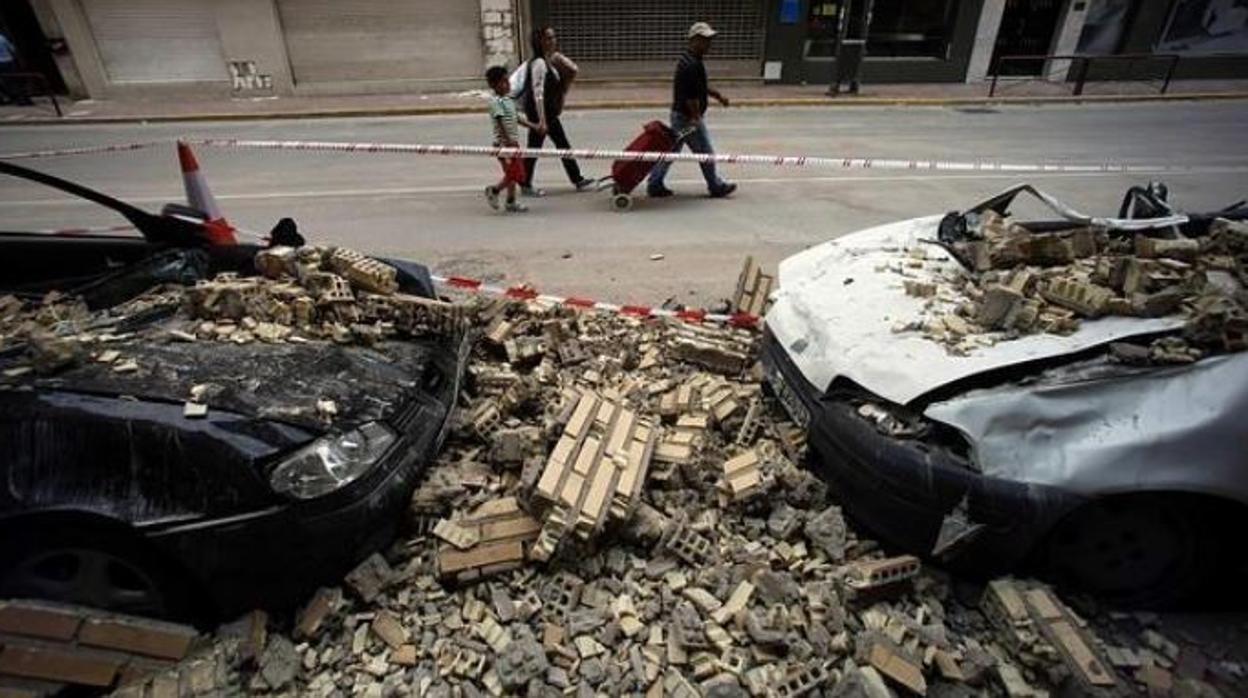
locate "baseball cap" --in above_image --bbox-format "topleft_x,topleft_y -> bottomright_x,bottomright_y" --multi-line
688,22 -> 718,39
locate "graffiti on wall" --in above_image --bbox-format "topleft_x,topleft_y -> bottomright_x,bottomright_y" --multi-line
229,61 -> 273,92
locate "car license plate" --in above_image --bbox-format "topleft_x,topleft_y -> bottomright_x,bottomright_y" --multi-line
764,359 -> 811,429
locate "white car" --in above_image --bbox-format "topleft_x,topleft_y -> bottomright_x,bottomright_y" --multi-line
762,184 -> 1248,606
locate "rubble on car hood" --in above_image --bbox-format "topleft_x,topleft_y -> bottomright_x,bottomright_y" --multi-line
767,212 -> 1248,405
103,290 -> 1244,698
0,246 -> 466,431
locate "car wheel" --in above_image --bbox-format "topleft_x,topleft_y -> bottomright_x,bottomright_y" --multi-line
1039,496 -> 1217,608
0,525 -> 194,621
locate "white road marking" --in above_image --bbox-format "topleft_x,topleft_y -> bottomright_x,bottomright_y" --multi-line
0,166 -> 1244,207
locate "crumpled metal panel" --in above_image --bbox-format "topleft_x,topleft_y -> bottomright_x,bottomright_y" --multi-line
19,337 -> 445,433
0,390 -> 313,524
766,215 -> 1182,405
923,353 -> 1248,503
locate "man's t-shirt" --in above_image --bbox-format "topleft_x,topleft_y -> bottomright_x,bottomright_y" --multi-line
671,49 -> 708,118
488,94 -> 520,146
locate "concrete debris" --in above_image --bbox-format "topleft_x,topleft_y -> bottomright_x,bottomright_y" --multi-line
95,257 -> 1248,698
899,213 -> 1248,356
733,256 -> 776,316
343,553 -> 392,603
436,497 -> 540,583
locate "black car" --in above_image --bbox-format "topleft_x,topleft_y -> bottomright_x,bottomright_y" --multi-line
0,161 -> 468,623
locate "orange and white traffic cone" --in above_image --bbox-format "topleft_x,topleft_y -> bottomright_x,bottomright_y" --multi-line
177,140 -> 237,245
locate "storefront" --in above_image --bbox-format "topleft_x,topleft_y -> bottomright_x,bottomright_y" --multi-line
763,0 -> 986,83
529,0 -> 767,77
1077,0 -> 1248,81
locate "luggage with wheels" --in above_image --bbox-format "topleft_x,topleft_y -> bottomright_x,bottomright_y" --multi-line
598,120 -> 691,212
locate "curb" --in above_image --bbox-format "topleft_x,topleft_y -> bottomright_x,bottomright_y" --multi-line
3,91 -> 1247,126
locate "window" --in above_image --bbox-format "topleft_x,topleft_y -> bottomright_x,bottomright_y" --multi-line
1077,0 -> 1138,54
805,0 -> 959,59
1157,0 -> 1248,54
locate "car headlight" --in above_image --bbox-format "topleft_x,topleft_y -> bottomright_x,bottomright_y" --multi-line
269,422 -> 397,499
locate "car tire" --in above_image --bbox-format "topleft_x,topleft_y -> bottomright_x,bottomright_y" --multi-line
1037,495 -> 1224,609
0,522 -> 201,623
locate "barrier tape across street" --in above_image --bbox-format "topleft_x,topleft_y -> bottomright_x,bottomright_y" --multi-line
189,138 -> 1188,174
0,137 -> 1197,175
431,274 -> 759,328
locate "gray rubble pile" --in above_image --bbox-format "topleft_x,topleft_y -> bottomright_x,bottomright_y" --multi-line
9,248 -> 1240,697
111,280 -> 1242,697
893,214 -> 1248,358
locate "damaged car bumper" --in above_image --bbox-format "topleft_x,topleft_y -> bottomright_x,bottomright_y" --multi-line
142,334 -> 468,617
761,332 -> 1085,573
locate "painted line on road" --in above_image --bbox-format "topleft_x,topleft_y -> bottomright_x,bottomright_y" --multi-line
1,166 -> 1245,208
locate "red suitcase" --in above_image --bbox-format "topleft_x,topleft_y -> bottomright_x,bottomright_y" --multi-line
604,120 -> 683,211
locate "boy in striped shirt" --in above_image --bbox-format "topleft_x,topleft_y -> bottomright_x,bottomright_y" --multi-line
485,66 -> 536,213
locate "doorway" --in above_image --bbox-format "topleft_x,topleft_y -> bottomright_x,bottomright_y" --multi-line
991,0 -> 1064,76
0,0 -> 67,94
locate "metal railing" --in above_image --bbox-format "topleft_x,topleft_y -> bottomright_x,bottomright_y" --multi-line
1,71 -> 62,117
989,53 -> 1181,98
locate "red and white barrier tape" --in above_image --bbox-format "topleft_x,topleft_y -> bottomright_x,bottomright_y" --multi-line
0,141 -> 165,160
431,273 -> 760,328
189,138 -> 1188,174
0,138 -> 1198,175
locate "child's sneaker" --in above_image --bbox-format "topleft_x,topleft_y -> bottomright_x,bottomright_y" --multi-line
484,186 -> 501,210
505,201 -> 529,213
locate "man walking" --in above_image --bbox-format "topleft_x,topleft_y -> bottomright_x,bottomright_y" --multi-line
647,22 -> 736,199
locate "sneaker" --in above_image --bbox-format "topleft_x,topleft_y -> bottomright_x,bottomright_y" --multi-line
520,185 -> 546,197
505,201 -> 529,213
484,186 -> 500,211
647,185 -> 674,198
574,177 -> 597,192
710,182 -> 738,199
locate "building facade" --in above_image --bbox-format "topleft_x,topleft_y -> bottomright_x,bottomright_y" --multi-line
6,0 -> 1245,101
18,0 -> 520,99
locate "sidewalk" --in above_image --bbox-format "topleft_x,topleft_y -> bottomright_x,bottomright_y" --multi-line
3,78 -> 1247,125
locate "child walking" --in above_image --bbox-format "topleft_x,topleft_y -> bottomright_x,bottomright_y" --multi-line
485,66 -> 535,213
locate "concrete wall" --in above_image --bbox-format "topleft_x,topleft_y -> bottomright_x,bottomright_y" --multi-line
212,0 -> 292,96
964,0 -> 1004,83
1045,0 -> 1089,81
34,0 -> 517,100
27,0 -> 87,98
482,0 -> 519,70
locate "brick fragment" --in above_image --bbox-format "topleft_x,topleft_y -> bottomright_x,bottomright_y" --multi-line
0,642 -> 122,687
0,601 -> 81,642
77,616 -> 197,661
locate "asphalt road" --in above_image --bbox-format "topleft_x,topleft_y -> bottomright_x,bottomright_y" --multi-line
2,101 -> 1247,307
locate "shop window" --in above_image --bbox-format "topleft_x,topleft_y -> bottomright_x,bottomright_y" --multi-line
1077,0 -> 1138,54
804,0 -> 959,59
1157,0 -> 1248,54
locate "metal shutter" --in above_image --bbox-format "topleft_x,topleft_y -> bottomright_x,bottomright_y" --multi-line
81,0 -> 226,83
547,0 -> 765,62
277,0 -> 484,84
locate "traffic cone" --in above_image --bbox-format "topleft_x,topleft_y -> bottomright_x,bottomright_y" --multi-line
177,140 -> 237,245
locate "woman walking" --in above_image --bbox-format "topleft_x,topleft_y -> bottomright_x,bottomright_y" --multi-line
517,26 -> 594,196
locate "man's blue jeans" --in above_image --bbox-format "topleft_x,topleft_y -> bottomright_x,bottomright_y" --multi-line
647,111 -> 726,193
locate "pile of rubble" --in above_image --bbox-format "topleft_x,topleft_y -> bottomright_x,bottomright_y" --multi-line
3,247 -> 1241,697
105,274 -> 1239,697
892,214 -> 1248,358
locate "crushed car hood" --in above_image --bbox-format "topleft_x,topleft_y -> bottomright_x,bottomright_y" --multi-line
766,215 -> 1184,405
12,337 -> 440,433
922,352 -> 1248,501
